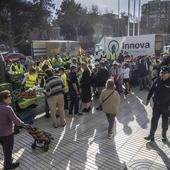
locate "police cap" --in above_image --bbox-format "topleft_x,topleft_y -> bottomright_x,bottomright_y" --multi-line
160,66 -> 170,74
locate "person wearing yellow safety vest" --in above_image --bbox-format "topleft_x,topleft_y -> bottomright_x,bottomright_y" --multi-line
53,56 -> 63,68
79,56 -> 83,64
59,67 -> 69,110
9,63 -> 17,75
65,53 -> 71,67
34,61 -> 44,82
15,62 -> 25,74
22,68 -> 37,89
110,51 -> 116,62
86,54 -> 91,64
42,60 -> 52,70
101,51 -> 107,59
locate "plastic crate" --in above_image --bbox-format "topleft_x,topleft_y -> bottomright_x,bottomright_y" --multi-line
0,83 -> 12,92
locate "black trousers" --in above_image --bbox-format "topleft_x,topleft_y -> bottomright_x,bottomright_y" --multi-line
150,105 -> 169,138
0,134 -> 14,169
45,95 -> 50,116
64,93 -> 68,109
69,94 -> 79,115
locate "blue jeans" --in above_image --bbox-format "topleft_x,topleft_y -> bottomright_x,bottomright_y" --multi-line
106,113 -> 115,134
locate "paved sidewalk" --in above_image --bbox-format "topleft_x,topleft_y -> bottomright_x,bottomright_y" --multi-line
0,89 -> 170,170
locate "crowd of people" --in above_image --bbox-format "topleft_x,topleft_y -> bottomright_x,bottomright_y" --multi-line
0,50 -> 170,169
3,51 -> 170,130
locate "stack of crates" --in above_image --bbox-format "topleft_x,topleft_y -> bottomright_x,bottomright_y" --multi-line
0,83 -> 33,124
0,83 -> 12,91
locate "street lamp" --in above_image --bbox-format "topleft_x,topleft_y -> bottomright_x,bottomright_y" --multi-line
138,0 -> 141,36
127,0 -> 130,36
133,0 -> 136,36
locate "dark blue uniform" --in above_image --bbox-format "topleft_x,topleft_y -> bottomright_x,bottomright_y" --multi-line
147,77 -> 170,139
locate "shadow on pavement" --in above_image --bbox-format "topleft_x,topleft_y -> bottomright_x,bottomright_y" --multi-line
117,89 -> 149,135
146,141 -> 170,169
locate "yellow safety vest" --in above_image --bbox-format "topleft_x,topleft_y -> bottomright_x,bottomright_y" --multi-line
25,73 -> 37,88
9,64 -> 15,74
110,53 -> 116,61
37,66 -> 44,80
66,58 -> 71,64
79,57 -> 83,64
102,54 -> 107,58
42,60 -> 52,70
15,65 -> 25,74
61,73 -> 69,93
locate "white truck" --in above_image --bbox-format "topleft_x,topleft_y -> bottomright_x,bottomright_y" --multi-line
95,34 -> 165,59
31,40 -> 80,58
163,45 -> 170,54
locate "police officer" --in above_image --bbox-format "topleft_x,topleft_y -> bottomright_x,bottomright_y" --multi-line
145,66 -> 170,142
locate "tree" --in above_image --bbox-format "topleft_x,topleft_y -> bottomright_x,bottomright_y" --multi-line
0,0 -> 54,49
32,0 -> 55,39
0,0 -> 32,47
56,0 -> 94,41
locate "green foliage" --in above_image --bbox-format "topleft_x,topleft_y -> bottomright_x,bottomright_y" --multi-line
56,0 -> 94,41
0,0 -> 54,48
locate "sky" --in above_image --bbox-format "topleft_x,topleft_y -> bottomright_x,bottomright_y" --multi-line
54,0 -> 150,15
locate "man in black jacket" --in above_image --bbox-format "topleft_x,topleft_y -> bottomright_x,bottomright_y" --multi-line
138,59 -> 149,90
68,65 -> 83,117
96,62 -> 110,96
145,66 -> 170,142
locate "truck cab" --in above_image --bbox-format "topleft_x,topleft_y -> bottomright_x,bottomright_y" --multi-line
163,45 -> 170,53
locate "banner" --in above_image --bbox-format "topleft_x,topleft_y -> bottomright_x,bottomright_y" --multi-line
99,34 -> 156,57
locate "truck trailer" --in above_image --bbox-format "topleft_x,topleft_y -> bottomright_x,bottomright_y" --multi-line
95,34 -> 166,58
31,40 -> 80,58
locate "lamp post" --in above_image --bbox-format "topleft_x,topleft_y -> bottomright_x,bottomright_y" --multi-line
133,0 -> 136,36
138,0 -> 141,36
127,0 -> 130,36
118,0 -> 120,36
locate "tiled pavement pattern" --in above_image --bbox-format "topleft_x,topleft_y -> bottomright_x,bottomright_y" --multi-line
0,88 -> 170,170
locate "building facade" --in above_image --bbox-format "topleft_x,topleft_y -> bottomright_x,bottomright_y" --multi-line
141,0 -> 170,34
92,13 -> 129,43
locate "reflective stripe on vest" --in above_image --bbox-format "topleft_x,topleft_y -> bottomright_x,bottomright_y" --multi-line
110,53 -> 116,61
15,65 -> 24,74
9,64 -> 15,74
25,73 -> 36,88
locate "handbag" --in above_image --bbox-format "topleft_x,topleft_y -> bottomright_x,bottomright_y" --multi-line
96,90 -> 115,111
